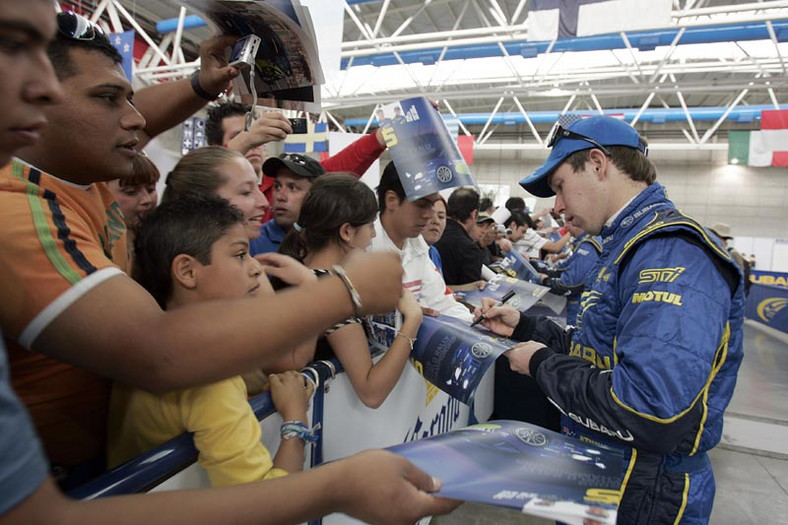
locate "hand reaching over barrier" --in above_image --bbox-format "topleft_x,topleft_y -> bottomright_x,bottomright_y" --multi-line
2,449 -> 459,525
268,370 -> 314,475
333,450 -> 461,524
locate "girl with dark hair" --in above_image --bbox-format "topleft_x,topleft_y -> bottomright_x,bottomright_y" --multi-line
107,154 -> 160,232
107,154 -> 160,256
280,174 -> 422,408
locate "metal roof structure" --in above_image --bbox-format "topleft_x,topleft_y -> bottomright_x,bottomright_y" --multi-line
64,0 -> 788,150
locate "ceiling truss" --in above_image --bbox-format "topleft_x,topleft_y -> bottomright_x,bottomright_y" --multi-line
63,0 -> 788,150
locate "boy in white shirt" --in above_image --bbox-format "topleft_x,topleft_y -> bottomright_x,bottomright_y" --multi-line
371,162 -> 473,322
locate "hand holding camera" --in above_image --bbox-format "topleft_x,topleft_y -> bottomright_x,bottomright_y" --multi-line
228,34 -> 261,69
493,224 -> 513,236
288,117 -> 308,134
224,111 -> 292,155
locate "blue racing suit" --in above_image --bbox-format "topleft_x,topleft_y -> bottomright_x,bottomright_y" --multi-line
511,183 -> 744,524
541,233 -> 602,325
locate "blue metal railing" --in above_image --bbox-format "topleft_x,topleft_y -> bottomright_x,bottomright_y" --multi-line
68,359 -> 342,500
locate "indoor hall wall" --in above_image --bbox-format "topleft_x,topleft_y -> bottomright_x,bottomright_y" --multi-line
471,157 -> 788,241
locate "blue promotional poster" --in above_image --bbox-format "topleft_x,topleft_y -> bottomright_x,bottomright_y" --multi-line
380,97 -> 475,200
487,253 -> 567,315
489,249 -> 541,283
389,420 -> 623,525
368,313 -> 519,405
454,274 -> 549,312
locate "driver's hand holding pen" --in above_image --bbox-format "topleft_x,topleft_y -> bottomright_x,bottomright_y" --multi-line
471,293 -> 519,337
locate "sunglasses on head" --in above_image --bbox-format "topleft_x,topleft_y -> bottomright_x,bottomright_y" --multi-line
547,124 -> 612,155
57,12 -> 104,41
282,153 -> 309,166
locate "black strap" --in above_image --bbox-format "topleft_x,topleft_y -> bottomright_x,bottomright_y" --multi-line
190,70 -> 221,101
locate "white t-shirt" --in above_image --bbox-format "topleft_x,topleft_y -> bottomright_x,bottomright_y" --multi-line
370,220 -> 473,322
515,229 -> 547,259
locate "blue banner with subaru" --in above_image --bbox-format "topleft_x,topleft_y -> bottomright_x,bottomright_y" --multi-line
750,269 -> 788,289
746,281 -> 788,333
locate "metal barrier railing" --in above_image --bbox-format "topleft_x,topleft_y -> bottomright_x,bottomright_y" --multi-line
68,358 -> 342,500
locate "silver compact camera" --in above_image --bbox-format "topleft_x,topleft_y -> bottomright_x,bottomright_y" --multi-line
493,224 -> 513,236
229,34 -> 261,69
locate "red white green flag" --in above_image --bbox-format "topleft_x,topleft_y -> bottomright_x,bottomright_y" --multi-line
728,109 -> 788,167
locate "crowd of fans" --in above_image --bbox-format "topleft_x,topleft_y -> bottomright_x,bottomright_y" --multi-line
0,4 -> 745,525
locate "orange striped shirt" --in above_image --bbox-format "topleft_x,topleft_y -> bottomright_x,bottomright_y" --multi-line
0,159 -> 128,466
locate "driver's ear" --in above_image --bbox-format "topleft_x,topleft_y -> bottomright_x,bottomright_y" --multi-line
589,148 -> 608,179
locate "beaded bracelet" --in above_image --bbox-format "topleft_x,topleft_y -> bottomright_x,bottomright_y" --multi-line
280,420 -> 321,443
332,265 -> 363,318
190,70 -> 221,101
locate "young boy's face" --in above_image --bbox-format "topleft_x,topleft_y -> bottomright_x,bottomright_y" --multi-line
194,223 -> 264,301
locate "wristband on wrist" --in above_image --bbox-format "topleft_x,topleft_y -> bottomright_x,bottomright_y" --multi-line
395,331 -> 417,350
280,420 -> 321,443
190,70 -> 221,101
332,265 -> 362,318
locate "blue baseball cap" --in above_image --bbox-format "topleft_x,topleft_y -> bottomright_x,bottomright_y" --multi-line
519,116 -> 647,198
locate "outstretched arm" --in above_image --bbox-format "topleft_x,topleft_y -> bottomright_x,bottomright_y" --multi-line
2,451 -> 458,525
224,112 -> 292,152
320,131 -> 386,177
329,291 -> 422,408
135,35 -> 239,148
34,252 -> 404,394
540,232 -> 571,254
